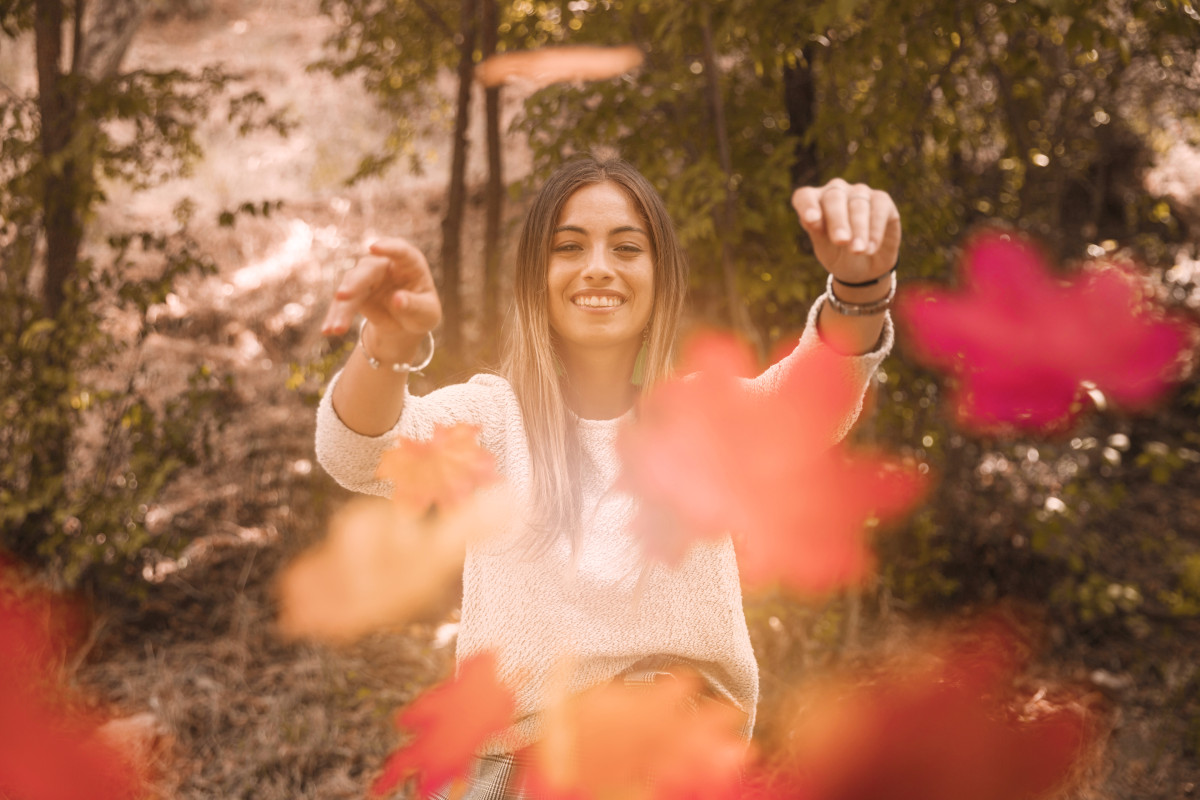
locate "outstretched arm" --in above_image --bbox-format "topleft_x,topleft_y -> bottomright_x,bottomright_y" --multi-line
741,180 -> 900,442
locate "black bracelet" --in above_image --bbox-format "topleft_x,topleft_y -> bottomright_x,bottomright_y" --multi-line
825,273 -> 896,316
833,263 -> 898,288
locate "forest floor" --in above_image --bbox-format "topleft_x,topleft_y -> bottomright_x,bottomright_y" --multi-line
41,0 -> 1200,797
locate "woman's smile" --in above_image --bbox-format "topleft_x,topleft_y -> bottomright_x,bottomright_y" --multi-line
571,290 -> 627,309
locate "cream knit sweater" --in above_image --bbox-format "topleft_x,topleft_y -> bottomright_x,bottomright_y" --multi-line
315,296 -> 892,754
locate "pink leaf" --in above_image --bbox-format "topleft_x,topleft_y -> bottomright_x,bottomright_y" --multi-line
743,619 -> 1095,800
0,561 -> 145,800
896,231 -> 1195,432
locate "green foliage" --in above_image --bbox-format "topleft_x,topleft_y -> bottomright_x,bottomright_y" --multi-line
311,0 -> 463,180
311,0 -> 580,183
319,0 -> 1200,649
508,0 -> 1200,643
287,338 -> 356,406
0,13 -> 286,590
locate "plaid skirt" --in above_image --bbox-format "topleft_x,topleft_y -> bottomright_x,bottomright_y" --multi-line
427,665 -> 750,800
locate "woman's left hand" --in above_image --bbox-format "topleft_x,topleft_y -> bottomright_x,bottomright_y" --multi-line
791,179 -> 901,284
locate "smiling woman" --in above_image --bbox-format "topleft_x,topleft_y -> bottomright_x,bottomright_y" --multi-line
315,154 -> 900,798
547,182 -> 656,376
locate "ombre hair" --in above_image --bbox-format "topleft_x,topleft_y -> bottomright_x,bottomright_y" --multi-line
502,155 -> 689,549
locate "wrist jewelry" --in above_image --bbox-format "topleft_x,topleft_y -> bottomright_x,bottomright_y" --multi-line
833,263 -> 898,288
825,272 -> 896,316
358,319 -> 435,373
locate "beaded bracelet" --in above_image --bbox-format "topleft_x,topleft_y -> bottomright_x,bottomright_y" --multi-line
825,272 -> 896,316
832,263 -> 898,288
358,319 -> 435,373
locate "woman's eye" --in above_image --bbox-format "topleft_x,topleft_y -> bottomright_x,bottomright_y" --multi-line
554,242 -> 582,252
616,245 -> 644,254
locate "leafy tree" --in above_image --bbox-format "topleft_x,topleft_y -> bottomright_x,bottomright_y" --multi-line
0,0 -> 287,588
314,0 -> 584,362
512,0 -> 1200,647
315,0 -> 480,358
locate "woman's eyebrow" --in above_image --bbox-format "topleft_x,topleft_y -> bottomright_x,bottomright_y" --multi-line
552,224 -> 648,236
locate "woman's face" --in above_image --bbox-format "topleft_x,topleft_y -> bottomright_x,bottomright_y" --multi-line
547,181 -> 655,363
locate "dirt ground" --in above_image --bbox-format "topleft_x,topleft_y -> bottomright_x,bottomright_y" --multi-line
40,0 -> 1200,797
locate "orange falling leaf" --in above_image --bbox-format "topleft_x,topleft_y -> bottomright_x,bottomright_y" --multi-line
276,490 -> 514,643
376,423 -> 498,516
371,653 -> 517,798
475,45 -> 644,89
617,332 -> 926,594
517,666 -> 749,800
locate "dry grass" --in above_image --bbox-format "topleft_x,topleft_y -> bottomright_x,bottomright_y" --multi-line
48,0 -> 1200,796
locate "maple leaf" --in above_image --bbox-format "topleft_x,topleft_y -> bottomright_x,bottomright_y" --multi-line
0,561 -> 145,800
376,423 -> 499,516
475,45 -> 644,89
743,620 -> 1093,800
276,489 -> 515,643
616,332 -> 926,594
896,231 -> 1195,432
371,653 -> 517,798
516,666 -> 749,800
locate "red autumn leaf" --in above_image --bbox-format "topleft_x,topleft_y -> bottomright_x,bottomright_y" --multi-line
617,332 -> 926,594
475,45 -> 644,89
376,423 -> 498,516
371,653 -> 517,799
277,490 -> 514,643
896,231 -> 1195,432
742,620 -> 1093,800
516,667 -> 749,800
0,561 -> 145,800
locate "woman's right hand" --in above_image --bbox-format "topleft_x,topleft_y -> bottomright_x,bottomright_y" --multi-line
321,237 -> 442,362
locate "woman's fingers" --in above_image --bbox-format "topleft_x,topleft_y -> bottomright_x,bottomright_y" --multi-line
322,256 -> 389,335
322,238 -> 441,337
868,192 -> 901,258
793,180 -> 901,280
791,186 -> 829,244
819,183 -> 854,247
846,186 -> 873,254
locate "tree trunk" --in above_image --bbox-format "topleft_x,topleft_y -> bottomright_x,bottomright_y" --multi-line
783,43 -> 819,187
699,3 -> 761,354
36,0 -> 82,320
26,0 -> 79,556
440,0 -> 479,359
481,0 -> 503,358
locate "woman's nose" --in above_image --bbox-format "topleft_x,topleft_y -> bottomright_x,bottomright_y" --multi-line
582,247 -> 615,281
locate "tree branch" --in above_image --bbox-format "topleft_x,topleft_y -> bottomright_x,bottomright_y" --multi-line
412,0 -> 454,40
70,0 -> 82,74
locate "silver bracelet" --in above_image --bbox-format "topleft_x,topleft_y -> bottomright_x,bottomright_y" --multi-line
358,319 -> 435,373
824,272 -> 896,316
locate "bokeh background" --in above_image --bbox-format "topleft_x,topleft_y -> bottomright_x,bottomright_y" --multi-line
2,0 -> 1199,796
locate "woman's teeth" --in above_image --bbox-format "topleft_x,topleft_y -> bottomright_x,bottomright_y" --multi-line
574,296 -> 624,308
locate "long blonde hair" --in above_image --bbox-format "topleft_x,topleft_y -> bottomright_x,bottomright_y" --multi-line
502,156 -> 689,549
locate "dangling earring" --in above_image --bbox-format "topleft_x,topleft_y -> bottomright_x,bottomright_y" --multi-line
630,328 -> 649,387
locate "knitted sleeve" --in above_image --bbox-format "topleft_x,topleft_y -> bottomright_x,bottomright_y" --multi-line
745,292 -> 893,443
314,372 -> 515,497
